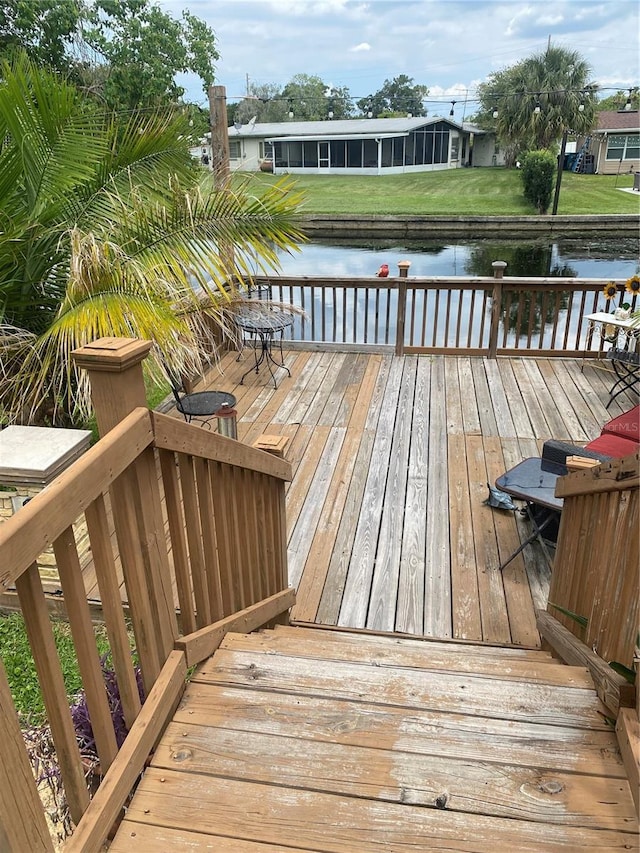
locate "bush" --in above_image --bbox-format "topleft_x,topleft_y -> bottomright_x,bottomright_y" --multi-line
520,150 -> 557,214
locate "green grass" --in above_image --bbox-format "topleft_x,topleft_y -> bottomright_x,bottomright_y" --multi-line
237,168 -> 640,216
0,612 -> 111,724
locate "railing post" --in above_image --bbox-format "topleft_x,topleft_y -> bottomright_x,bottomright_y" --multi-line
395,278 -> 407,356
72,338 -> 178,690
72,337 -> 152,436
488,261 -> 507,359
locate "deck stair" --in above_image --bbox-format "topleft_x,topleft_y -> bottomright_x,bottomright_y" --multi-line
108,624 -> 638,851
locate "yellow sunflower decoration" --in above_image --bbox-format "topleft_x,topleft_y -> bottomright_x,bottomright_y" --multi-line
602,281 -> 618,300
625,274 -> 640,295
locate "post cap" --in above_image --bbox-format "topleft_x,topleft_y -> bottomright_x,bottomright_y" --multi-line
72,337 -> 152,372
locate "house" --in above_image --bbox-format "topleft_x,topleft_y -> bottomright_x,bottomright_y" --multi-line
203,116 -> 502,176
578,110 -> 640,175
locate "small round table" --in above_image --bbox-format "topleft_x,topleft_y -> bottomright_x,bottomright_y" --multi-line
235,306 -> 295,389
175,390 -> 236,429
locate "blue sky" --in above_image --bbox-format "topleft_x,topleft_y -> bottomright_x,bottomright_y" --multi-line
161,0 -> 640,119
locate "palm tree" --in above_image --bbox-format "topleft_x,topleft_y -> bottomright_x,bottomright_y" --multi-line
0,55 -> 305,424
475,46 -> 597,164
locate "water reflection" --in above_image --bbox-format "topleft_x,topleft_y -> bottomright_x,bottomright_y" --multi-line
276,237 -> 638,280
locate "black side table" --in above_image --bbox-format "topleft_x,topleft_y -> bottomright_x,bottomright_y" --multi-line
495,457 -> 566,570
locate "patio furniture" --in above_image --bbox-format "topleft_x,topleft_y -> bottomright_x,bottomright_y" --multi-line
167,370 -> 236,429
606,348 -> 640,408
234,304 -> 295,389
542,404 -> 639,464
495,457 -> 565,570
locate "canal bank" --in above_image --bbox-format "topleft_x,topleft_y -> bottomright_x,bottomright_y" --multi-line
300,213 -> 640,240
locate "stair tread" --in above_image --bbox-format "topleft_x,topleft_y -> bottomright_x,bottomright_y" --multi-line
218,627 -> 595,690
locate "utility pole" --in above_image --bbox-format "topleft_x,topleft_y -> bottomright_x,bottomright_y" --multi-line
552,128 -> 569,216
208,85 -> 230,188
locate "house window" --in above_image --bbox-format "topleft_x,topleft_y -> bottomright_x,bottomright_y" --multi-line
606,134 -> 640,160
229,140 -> 241,159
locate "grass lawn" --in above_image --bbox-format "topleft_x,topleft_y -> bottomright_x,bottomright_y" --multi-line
236,168 -> 640,216
0,612 -> 111,724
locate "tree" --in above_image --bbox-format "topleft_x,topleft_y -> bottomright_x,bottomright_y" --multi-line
0,56 -> 304,425
281,74 -> 353,121
597,89 -> 639,112
1,1 -> 220,113
81,0 -> 218,111
232,83 -> 289,125
474,46 -> 597,165
357,75 -> 428,117
0,0 -> 80,72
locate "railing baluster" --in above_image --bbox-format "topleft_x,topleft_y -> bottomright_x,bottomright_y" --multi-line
177,453 -> 211,628
16,564 -> 90,826
54,526 -> 119,772
85,494 -> 142,728
157,449 -> 197,635
194,456 -> 224,622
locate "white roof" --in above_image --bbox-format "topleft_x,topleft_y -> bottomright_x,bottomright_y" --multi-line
227,116 -> 463,140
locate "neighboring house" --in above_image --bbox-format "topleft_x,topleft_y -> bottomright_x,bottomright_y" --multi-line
578,110 -> 640,175
202,117 -> 502,176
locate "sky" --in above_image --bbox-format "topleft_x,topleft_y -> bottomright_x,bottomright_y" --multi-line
161,0 -> 640,120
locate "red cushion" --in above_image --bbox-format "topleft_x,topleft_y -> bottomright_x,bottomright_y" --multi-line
601,406 -> 640,443
586,433 -> 639,458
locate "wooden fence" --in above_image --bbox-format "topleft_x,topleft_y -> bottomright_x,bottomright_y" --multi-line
257,272 -> 637,357
0,339 -> 293,852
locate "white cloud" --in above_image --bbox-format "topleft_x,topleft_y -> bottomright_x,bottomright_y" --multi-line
159,0 -> 639,107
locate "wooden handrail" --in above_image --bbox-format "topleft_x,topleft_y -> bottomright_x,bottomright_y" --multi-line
547,452 -> 639,677
257,273 -> 635,357
0,408 -> 154,590
0,338 -> 295,848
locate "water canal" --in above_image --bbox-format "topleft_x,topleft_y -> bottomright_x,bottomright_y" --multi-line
275,236 -> 639,280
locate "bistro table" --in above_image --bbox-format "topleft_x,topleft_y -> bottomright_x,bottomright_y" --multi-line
495,457 -> 566,571
234,304 -> 295,389
584,312 -> 640,357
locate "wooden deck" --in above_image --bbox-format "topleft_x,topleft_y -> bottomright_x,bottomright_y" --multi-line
107,624 -> 638,851
5,349 -> 632,646
182,348 -> 634,646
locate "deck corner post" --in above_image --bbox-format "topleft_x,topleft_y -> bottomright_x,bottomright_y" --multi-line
72,338 -> 152,436
395,279 -> 407,356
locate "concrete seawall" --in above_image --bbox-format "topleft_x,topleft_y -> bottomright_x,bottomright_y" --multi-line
300,214 -> 640,239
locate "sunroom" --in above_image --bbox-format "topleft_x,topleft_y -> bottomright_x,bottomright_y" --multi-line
268,118 -> 465,175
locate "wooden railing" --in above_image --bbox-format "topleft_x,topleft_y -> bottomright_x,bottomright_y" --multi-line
538,452 -> 639,717
0,338 -> 293,852
258,271 -> 637,357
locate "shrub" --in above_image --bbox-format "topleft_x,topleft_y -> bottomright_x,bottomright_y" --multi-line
520,150 -> 557,214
